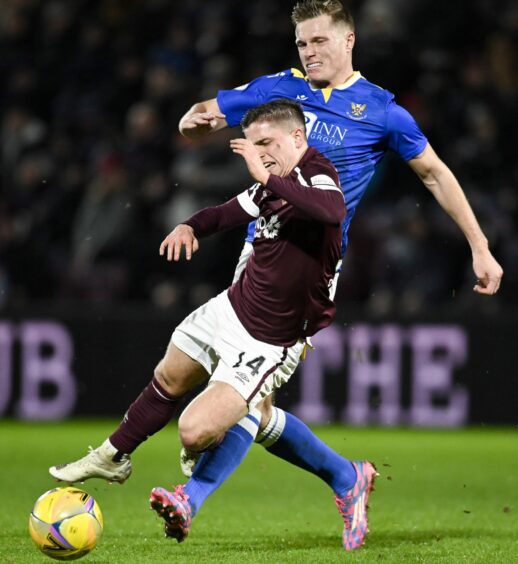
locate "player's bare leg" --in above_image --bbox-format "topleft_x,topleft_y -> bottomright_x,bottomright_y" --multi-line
151,382 -> 259,541
178,381 -> 248,452
180,392 -> 273,477
155,342 -> 209,397
49,344 -> 208,484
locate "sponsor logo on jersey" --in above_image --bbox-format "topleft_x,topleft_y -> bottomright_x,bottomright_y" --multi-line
311,174 -> 338,189
296,94 -> 309,101
255,214 -> 281,239
304,111 -> 348,146
346,102 -> 368,120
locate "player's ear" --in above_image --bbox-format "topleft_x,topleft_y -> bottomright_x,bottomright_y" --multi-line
345,30 -> 355,51
292,127 -> 305,148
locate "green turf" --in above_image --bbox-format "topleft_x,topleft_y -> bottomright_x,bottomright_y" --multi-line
1,421 -> 516,563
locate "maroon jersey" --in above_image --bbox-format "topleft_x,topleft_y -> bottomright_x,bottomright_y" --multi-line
184,147 -> 346,346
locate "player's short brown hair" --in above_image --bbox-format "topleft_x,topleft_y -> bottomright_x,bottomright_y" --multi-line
291,0 -> 354,30
241,99 -> 306,133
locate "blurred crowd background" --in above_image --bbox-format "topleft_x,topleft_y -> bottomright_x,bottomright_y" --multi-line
1,0 -> 517,316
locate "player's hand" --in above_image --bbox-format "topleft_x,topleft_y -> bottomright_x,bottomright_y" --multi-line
230,138 -> 269,185
180,111 -> 226,137
159,224 -> 199,261
472,250 -> 503,295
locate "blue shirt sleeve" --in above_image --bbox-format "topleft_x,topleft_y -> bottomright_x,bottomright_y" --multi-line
217,72 -> 287,127
385,101 -> 428,161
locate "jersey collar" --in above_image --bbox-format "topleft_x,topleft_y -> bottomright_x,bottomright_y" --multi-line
292,68 -> 363,102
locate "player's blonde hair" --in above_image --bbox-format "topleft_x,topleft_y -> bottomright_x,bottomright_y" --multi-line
291,0 -> 354,30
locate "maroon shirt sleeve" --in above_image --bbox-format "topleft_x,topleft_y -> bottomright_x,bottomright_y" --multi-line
183,197 -> 254,238
265,174 -> 345,224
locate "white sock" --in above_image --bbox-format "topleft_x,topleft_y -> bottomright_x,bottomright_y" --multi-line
255,406 -> 286,448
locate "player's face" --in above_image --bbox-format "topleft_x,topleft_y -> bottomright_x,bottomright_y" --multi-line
244,120 -> 305,177
295,15 -> 355,88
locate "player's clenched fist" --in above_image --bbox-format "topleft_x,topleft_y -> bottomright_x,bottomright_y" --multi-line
159,224 -> 199,261
472,250 -> 503,296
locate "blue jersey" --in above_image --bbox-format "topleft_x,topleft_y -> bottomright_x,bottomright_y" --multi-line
217,68 -> 428,252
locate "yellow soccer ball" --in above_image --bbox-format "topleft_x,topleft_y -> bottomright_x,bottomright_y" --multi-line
29,487 -> 104,560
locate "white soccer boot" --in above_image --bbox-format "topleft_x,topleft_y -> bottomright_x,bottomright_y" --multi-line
179,447 -> 201,478
49,439 -> 132,484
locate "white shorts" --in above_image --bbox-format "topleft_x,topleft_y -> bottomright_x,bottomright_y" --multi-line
171,291 -> 305,406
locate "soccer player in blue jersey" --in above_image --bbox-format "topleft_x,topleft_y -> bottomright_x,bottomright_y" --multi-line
176,0 -> 505,479
176,0 -> 503,546
49,0 -> 503,552
180,0 -> 501,300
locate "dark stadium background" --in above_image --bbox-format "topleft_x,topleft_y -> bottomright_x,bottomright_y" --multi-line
1,0 -> 517,423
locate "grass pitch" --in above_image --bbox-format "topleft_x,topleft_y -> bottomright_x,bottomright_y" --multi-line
1,421 -> 517,563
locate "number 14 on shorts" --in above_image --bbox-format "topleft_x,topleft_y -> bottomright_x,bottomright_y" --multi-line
232,353 -> 266,376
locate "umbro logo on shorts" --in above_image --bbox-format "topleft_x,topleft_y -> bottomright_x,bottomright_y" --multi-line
235,372 -> 250,383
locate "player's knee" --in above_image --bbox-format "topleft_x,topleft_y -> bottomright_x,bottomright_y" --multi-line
178,428 -> 206,452
178,414 -> 215,452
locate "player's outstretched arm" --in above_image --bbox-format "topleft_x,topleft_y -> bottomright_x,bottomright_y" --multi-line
408,143 -> 503,295
179,98 -> 228,139
160,224 -> 199,262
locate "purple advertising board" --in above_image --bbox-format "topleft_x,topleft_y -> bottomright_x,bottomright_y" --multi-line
0,309 -> 515,425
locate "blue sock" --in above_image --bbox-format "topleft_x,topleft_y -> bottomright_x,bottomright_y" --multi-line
256,408 -> 356,497
184,408 -> 260,516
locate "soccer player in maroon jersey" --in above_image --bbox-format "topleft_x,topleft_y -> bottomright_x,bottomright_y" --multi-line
51,99 -> 378,549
